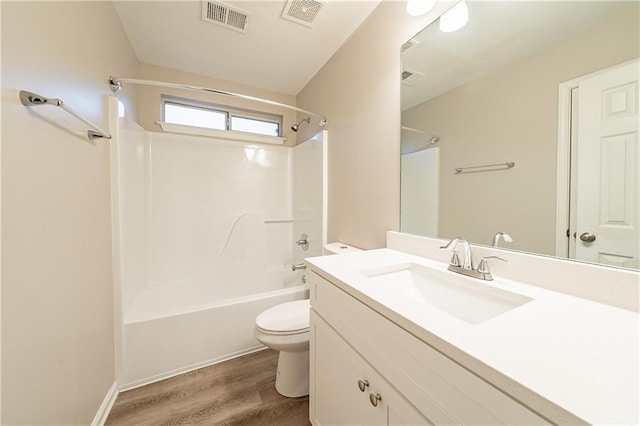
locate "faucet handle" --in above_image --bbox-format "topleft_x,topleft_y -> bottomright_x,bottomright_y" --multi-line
477,256 -> 507,274
450,250 -> 461,267
440,237 -> 465,251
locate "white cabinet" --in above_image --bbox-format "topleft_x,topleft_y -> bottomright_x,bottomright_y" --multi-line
310,271 -> 550,425
311,309 -> 430,426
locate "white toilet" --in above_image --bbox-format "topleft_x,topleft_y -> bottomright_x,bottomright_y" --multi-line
254,242 -> 361,397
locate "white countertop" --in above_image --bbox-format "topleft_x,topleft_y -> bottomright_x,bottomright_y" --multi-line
306,248 -> 640,425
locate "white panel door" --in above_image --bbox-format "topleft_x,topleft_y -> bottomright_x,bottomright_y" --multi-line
575,60 -> 639,268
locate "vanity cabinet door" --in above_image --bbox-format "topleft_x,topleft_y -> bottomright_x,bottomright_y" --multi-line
311,309 -> 430,426
312,309 -> 385,425
386,386 -> 434,426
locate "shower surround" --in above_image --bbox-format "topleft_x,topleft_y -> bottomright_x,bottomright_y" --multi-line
109,99 -> 325,388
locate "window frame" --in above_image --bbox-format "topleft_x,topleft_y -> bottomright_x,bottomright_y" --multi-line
161,95 -> 283,137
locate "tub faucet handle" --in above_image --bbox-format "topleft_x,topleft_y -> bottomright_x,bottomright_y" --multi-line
296,233 -> 309,251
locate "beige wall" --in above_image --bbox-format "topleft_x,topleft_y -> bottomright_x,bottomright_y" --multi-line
136,63 -> 299,146
296,1 -> 452,249
1,2 -> 139,424
403,6 -> 639,255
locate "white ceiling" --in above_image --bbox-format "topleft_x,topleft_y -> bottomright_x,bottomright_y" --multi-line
113,1 -> 381,95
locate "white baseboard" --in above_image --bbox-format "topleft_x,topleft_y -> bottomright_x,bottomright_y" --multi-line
91,381 -> 119,426
118,345 -> 267,392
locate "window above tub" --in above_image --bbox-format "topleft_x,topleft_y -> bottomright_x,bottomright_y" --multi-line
161,95 -> 282,137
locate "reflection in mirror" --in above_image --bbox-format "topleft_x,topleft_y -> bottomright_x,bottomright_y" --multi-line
400,1 -> 639,270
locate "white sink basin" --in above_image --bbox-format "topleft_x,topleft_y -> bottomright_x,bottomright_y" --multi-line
361,263 -> 532,324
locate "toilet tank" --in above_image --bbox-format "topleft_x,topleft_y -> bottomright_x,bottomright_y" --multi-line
323,242 -> 362,255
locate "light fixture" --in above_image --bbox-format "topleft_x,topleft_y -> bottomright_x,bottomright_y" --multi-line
406,0 -> 436,17
439,0 -> 468,32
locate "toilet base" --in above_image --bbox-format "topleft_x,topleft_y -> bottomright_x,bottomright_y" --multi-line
275,350 -> 309,397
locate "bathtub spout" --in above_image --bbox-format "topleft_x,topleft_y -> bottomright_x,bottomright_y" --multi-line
292,263 -> 307,271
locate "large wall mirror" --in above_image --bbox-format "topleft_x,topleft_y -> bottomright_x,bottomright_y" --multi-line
401,1 -> 639,270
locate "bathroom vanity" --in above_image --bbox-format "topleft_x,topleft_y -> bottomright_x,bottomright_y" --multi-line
305,233 -> 639,425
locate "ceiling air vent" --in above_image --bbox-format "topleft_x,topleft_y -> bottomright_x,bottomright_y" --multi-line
402,69 -> 425,86
202,0 -> 249,33
281,0 -> 324,28
401,39 -> 419,53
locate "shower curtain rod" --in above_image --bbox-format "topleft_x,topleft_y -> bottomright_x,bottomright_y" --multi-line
109,76 -> 327,126
401,126 -> 439,145
19,90 -> 112,140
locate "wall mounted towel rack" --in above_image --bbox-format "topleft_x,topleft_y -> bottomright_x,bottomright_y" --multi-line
19,91 -> 111,140
455,161 -> 515,174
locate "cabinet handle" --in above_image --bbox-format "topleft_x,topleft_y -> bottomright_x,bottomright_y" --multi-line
357,379 -> 369,392
369,392 -> 382,407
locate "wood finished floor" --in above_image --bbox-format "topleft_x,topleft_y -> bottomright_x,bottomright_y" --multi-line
106,349 -> 310,425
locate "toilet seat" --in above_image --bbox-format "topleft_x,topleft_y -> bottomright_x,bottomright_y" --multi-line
256,299 -> 310,334
256,327 -> 309,336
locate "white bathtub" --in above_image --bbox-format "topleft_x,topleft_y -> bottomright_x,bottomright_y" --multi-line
111,122 -> 326,390
120,284 -> 309,390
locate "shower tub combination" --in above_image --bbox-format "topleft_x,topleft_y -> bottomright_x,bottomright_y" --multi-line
110,99 -> 326,389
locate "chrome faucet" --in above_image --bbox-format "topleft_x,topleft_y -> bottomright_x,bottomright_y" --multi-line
491,232 -> 514,248
440,237 -> 474,270
440,237 -> 506,281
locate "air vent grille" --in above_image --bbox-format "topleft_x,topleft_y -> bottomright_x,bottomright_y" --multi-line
227,9 -> 248,30
281,0 -> 324,28
401,39 -> 419,53
202,1 -> 249,33
402,69 -> 425,85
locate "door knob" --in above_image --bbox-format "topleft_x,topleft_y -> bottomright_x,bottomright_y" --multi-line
357,379 -> 369,392
579,232 -> 596,242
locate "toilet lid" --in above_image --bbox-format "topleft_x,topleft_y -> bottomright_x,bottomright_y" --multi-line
256,300 -> 310,333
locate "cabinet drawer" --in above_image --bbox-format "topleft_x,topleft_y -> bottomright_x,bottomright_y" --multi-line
310,272 -> 549,425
